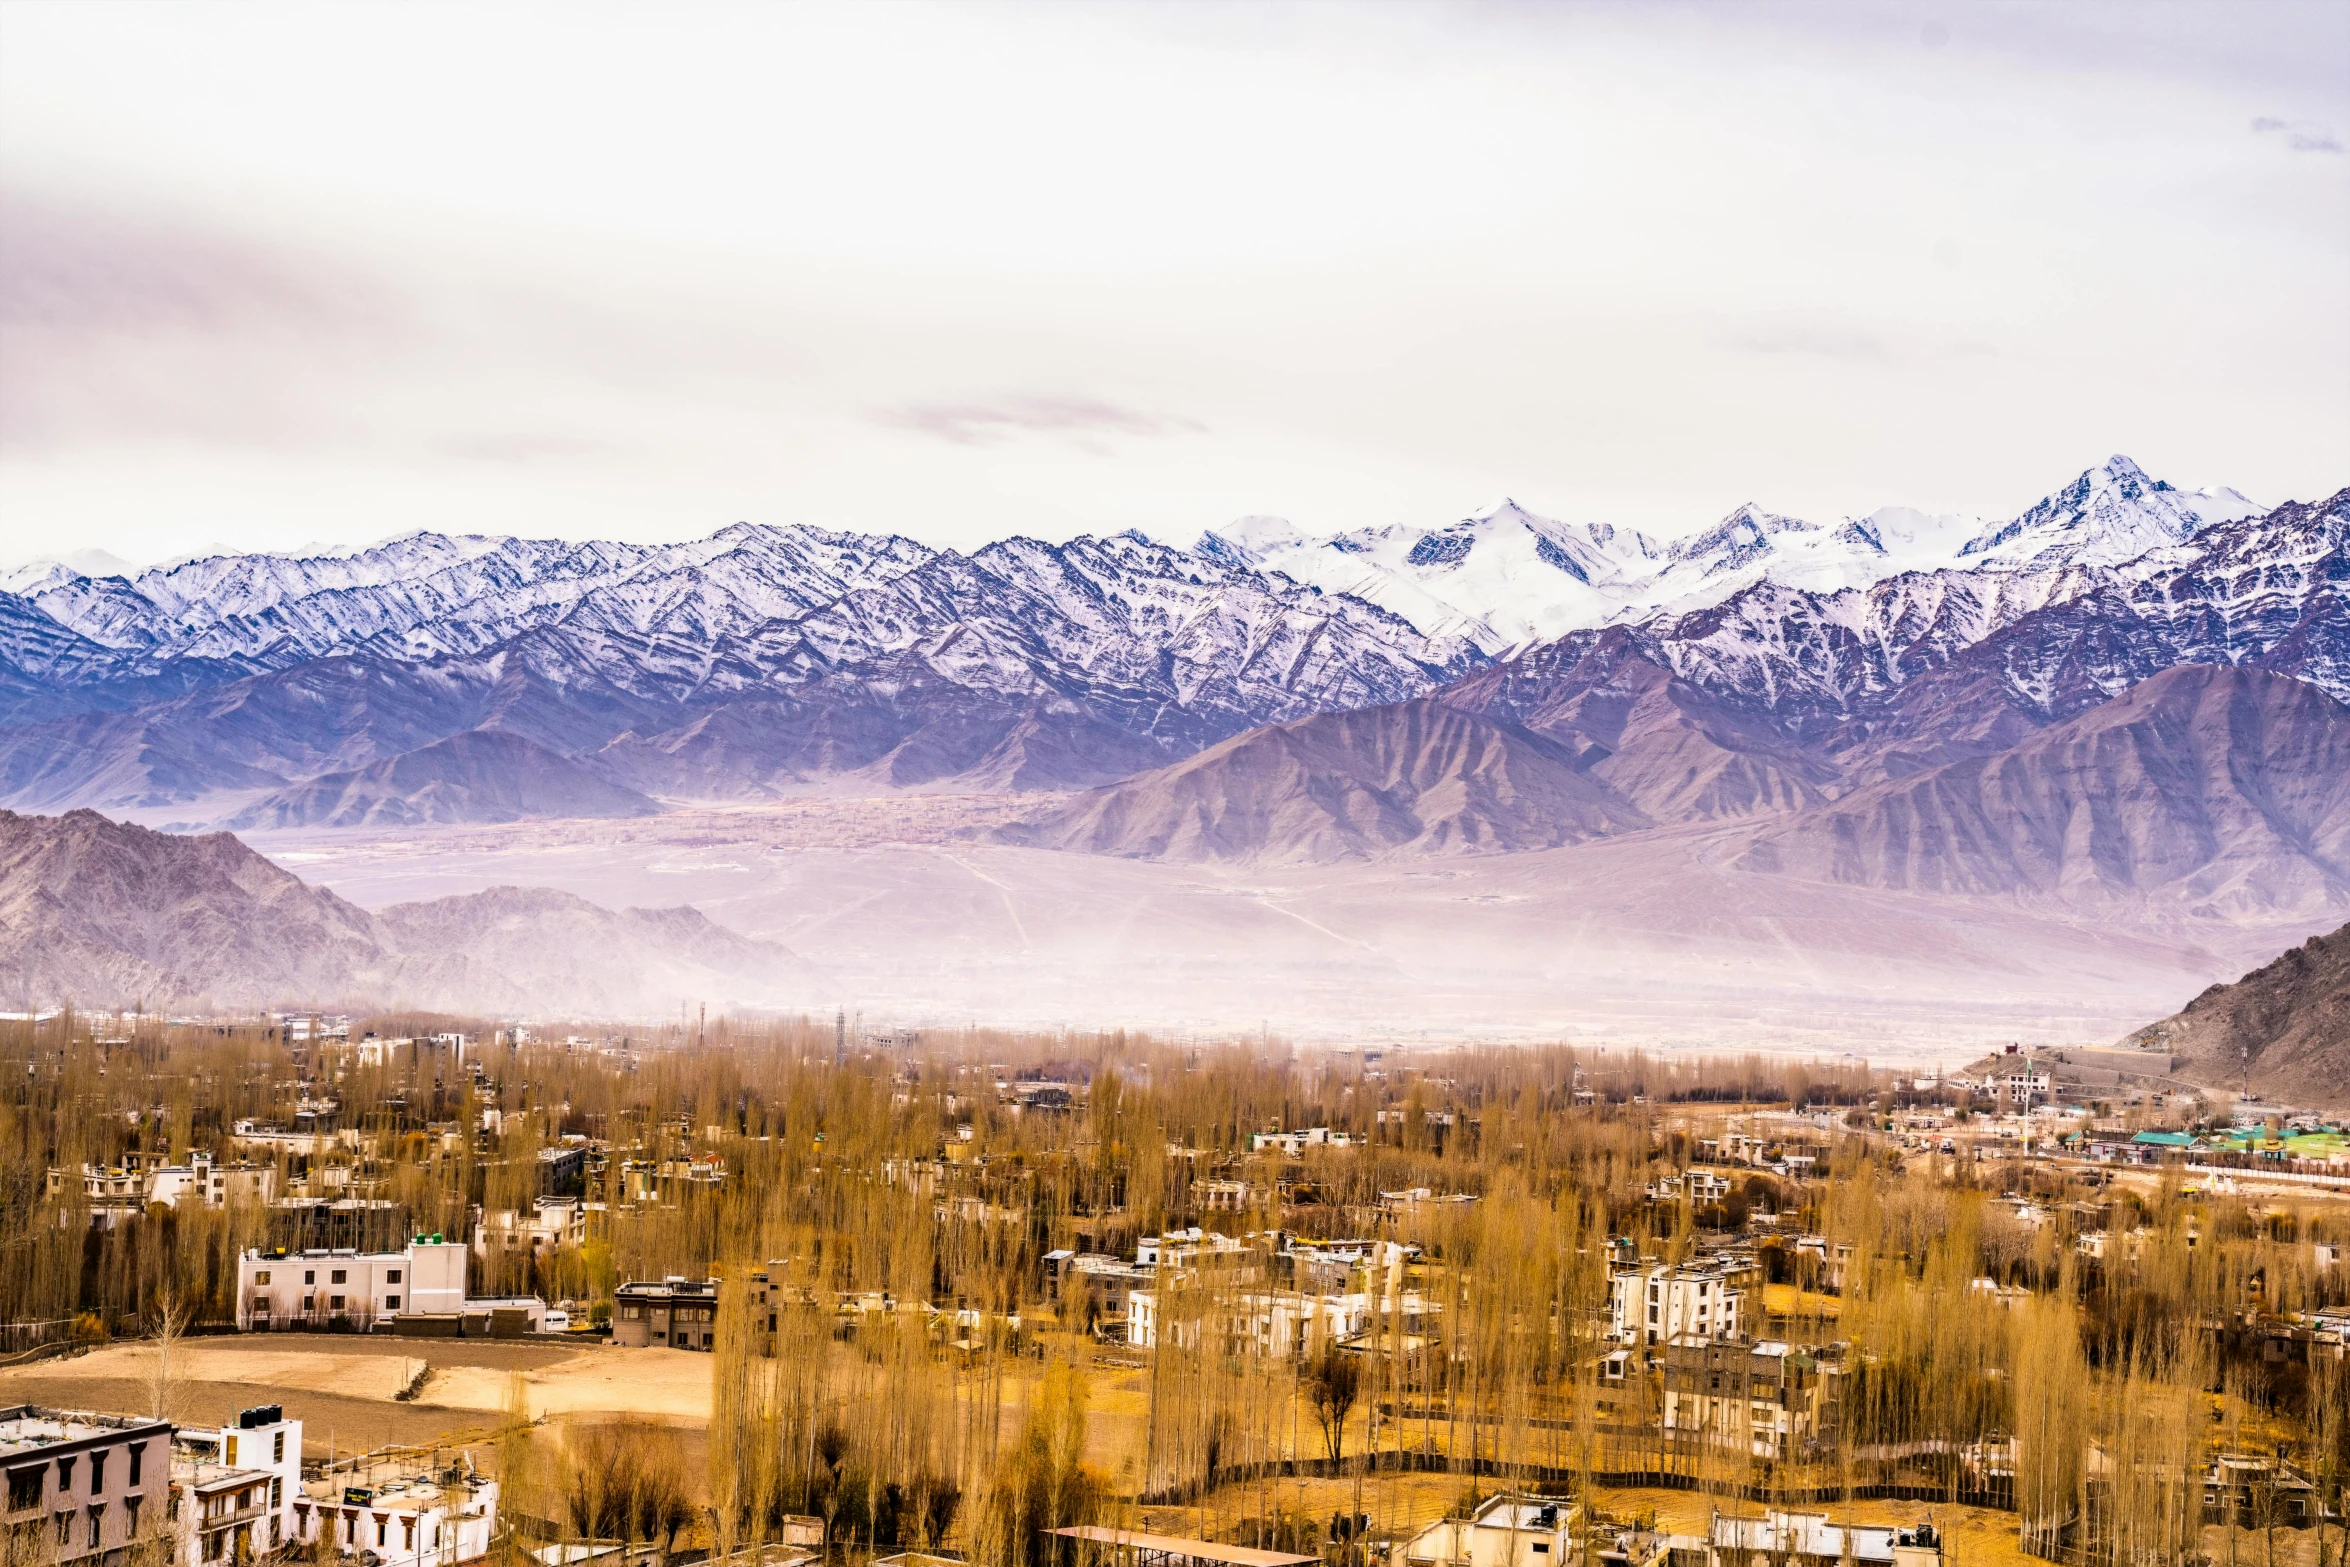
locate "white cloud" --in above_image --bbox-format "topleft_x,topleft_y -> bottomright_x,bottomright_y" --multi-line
0,0 -> 2343,566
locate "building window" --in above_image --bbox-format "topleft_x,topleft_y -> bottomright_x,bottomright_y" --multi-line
330,1295 -> 346,1310
385,1296 -> 401,1311
55,1512 -> 71,1545
387,1270 -> 401,1284
255,1271 -> 272,1286
304,1271 -> 315,1285
7,1468 -> 41,1510
90,1452 -> 106,1495
331,1269 -> 347,1285
127,1445 -> 144,1487
272,1435 -> 284,1465
56,1458 -> 75,1494
88,1506 -> 104,1548
270,1480 -> 282,1509
126,1495 -> 143,1535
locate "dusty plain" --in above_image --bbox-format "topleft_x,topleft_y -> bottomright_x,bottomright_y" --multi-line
233,796 -> 2334,1052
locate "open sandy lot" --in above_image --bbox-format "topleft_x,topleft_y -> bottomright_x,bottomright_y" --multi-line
0,1334 -> 713,1464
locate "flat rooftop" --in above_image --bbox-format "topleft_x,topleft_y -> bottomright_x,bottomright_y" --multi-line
0,1406 -> 167,1460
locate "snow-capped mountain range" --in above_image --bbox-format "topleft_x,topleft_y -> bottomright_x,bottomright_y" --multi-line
1199,454 -> 2261,652
0,454 -> 2336,819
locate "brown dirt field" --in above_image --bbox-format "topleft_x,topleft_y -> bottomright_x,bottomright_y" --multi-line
0,1372 -> 496,1460
0,1334 -> 712,1470
1141,1471 -> 1477,1544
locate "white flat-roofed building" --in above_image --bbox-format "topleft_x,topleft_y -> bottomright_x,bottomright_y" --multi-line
1609,1259 -> 1745,1346
237,1241 -> 466,1331
168,1406 -> 303,1567
1393,1494 -> 1579,1567
148,1154 -> 276,1211
1127,1288 -> 1369,1356
293,1457 -> 496,1567
473,1198 -> 587,1259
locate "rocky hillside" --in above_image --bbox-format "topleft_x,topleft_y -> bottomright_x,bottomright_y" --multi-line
2122,922 -> 2350,1109
1729,666 -> 2350,914
0,808 -> 382,1008
1002,666 -> 2350,915
0,809 -> 812,1012
227,730 -> 660,828
1000,699 -> 1643,863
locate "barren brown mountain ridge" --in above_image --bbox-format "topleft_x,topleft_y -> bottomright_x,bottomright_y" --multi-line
2123,920 -> 2350,1109
0,808 -> 813,1013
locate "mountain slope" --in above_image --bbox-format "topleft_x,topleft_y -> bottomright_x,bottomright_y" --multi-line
1438,629 -> 1844,820
228,729 -> 660,828
2119,922 -> 2350,1110
1729,666 -> 2350,915
998,698 -> 1647,863
0,809 -> 808,1012
0,808 -> 386,1007
372,885 -> 819,1015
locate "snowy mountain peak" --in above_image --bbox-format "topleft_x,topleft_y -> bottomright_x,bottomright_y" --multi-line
1669,503 -> 1818,568
1959,455 -> 2262,569
1468,497 -> 1546,526
1193,515 -> 1306,569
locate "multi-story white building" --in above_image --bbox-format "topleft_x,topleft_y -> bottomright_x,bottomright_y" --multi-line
1127,1288 -> 1369,1355
1134,1228 -> 1250,1269
293,1457 -> 496,1567
1609,1259 -> 1745,1346
237,1241 -> 467,1331
45,1153 -> 276,1221
149,1154 -> 277,1211
1288,1237 -> 1413,1299
1953,1048 -> 2058,1110
1040,1252 -> 1154,1335
1661,1338 -> 1832,1462
0,1405 -> 173,1566
1249,1127 -> 1355,1156
472,1198 -> 587,1260
168,1406 -> 304,1567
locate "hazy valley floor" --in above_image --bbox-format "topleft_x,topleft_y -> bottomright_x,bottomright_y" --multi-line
223,798 -> 2338,1054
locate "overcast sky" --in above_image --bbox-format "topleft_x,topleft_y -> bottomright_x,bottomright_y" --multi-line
2,0 -> 2345,566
